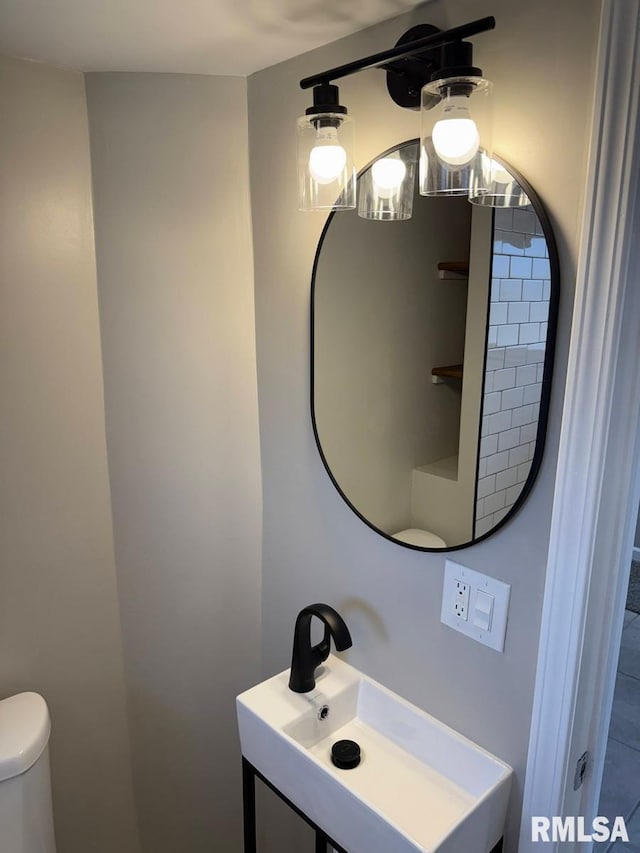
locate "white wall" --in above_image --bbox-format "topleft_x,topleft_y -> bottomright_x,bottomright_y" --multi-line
85,73 -> 262,853
248,0 -> 600,849
0,55 -> 140,853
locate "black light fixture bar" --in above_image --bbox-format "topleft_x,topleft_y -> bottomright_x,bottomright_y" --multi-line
299,16 -> 495,90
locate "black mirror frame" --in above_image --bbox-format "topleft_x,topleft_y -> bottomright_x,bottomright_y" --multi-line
310,139 -> 560,551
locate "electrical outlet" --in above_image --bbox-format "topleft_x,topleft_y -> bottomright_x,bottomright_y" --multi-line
441,560 -> 511,652
454,580 -> 469,620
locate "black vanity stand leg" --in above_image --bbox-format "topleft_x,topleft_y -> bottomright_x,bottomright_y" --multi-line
315,828 -> 328,852
242,757 -> 257,853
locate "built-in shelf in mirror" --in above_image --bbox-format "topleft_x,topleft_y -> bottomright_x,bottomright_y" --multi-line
432,364 -> 464,380
438,261 -> 469,279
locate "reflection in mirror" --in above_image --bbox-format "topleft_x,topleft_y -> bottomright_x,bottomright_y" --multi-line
311,140 -> 558,551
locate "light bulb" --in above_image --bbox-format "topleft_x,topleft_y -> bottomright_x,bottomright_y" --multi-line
490,162 -> 512,184
371,157 -> 407,199
309,126 -> 347,184
432,96 -> 480,167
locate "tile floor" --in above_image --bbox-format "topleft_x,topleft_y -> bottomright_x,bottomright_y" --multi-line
596,609 -> 640,852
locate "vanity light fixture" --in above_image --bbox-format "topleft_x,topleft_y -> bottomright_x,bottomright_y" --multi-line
357,147 -> 416,220
419,39 -> 493,198
297,83 -> 356,211
297,16 -> 500,213
469,159 -> 531,207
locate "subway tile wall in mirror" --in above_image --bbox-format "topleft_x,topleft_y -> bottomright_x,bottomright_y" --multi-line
476,208 -> 551,536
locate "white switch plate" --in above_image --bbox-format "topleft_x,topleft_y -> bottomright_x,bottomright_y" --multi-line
441,560 -> 511,652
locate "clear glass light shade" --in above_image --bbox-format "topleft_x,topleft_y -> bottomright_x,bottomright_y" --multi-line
297,113 -> 356,211
469,158 -> 531,207
419,76 -> 493,197
358,148 -> 416,220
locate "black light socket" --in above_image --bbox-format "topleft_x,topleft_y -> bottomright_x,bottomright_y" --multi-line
305,83 -> 348,117
431,41 -> 483,83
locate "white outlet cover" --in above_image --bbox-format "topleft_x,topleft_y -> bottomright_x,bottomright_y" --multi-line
441,560 -> 511,652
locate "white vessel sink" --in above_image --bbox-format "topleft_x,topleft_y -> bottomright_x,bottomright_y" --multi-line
237,656 -> 512,853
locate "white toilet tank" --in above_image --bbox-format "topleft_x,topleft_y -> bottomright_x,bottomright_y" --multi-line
0,692 -> 57,853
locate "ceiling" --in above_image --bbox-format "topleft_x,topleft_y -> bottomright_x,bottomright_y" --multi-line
0,0 -> 426,76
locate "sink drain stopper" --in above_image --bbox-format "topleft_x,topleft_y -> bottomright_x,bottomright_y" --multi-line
331,739 -> 361,769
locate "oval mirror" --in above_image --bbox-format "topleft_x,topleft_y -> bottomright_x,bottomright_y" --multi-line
311,139 -> 559,551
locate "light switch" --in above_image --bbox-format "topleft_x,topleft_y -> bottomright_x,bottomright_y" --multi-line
474,590 -> 494,631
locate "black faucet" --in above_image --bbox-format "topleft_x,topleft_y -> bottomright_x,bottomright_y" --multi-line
288,603 -> 352,693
